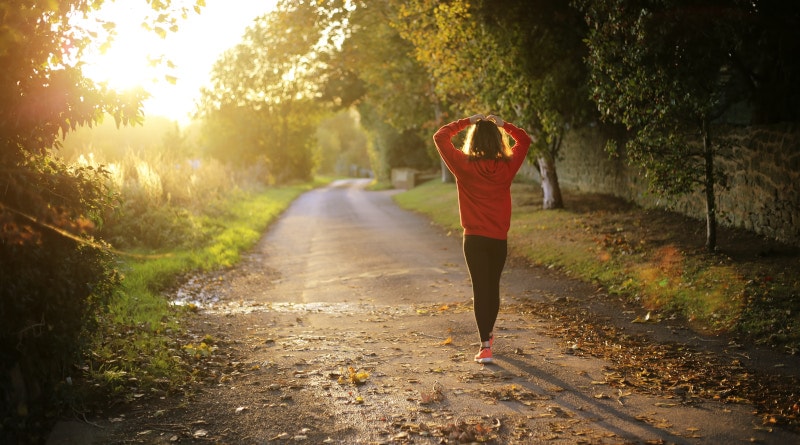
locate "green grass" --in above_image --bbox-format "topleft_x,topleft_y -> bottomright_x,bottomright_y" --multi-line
392,180 -> 461,231
86,182 -> 319,394
112,186 -> 309,325
394,180 -> 799,351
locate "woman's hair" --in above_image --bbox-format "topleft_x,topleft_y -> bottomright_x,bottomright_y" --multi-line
462,119 -> 512,161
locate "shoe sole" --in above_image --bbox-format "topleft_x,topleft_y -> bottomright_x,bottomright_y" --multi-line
475,357 -> 493,364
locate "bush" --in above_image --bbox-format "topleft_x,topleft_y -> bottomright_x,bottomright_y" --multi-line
85,151 -> 255,251
0,155 -> 119,443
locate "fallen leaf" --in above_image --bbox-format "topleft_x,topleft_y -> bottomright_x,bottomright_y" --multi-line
193,429 -> 208,438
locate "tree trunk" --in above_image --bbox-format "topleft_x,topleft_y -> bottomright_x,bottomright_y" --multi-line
538,155 -> 564,209
432,101 -> 454,183
441,159 -> 454,183
702,119 -> 717,251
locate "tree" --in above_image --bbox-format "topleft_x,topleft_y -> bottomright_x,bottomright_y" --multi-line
477,0 -> 596,209
196,0 -> 342,183
0,1 -> 201,440
316,109 -> 370,177
580,0 -> 795,250
393,0 -> 595,209
1,2 -> 143,244
390,0 -> 483,157
321,0 -> 442,181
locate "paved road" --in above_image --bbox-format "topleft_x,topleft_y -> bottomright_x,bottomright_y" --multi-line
224,178 -> 798,444
48,178 -> 800,444
259,178 -> 465,306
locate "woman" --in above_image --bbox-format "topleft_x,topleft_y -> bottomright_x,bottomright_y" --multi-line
433,114 -> 531,364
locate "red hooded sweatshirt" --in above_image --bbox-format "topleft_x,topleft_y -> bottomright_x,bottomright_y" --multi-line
433,118 -> 531,240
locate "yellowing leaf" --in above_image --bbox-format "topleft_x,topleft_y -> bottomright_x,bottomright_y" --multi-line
341,366 -> 369,385
440,336 -> 453,345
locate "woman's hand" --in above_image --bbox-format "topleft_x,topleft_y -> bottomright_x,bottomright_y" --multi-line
487,115 -> 504,127
468,114 -> 485,124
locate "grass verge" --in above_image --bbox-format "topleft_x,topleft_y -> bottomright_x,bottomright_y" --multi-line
394,179 -> 800,353
83,180 -> 325,399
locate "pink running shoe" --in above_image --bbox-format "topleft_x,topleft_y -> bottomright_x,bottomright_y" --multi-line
474,347 -> 493,364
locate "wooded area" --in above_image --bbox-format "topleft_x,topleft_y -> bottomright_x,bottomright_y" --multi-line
1,0 -> 798,442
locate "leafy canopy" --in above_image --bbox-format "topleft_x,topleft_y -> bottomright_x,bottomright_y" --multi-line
196,0 -> 345,181
582,0 -> 751,195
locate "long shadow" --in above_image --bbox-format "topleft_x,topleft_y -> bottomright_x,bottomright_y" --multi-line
487,355 -> 695,445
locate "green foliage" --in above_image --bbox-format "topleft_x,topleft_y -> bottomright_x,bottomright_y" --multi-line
196,0 -> 340,183
386,129 -> 434,171
581,0 -> 755,249
106,204 -> 210,250
317,1 -> 440,176
97,153 -> 238,250
394,0 -> 593,150
63,119 -> 266,251
359,107 -> 392,181
392,0 -> 480,108
84,184 -> 310,405
0,1 -> 146,162
584,1 -> 720,188
0,154 -> 119,409
336,1 -> 436,131
392,0 -> 593,208
580,0 -> 800,249
316,109 -> 371,176
337,102 -> 437,179
0,1 -> 204,441
0,226 -> 120,441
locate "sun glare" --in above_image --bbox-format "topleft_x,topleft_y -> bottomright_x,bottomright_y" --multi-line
82,39 -> 163,92
79,3 -> 162,89
79,0 -> 279,125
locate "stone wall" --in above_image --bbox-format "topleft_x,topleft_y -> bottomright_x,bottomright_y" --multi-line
540,124 -> 800,246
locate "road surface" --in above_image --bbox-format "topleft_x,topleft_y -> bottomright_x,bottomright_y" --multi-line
48,178 -> 800,444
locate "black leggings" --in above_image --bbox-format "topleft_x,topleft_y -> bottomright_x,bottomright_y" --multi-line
463,235 -> 507,343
